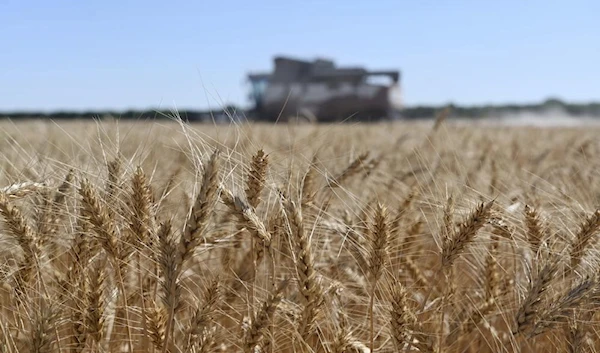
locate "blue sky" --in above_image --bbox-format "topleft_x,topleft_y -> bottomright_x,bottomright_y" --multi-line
1,0 -> 598,112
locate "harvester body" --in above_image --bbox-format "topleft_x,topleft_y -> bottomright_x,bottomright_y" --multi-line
247,56 -> 402,122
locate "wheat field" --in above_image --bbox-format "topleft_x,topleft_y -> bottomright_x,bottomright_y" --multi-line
0,115 -> 599,353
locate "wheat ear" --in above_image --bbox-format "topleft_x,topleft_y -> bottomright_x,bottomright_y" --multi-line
524,204 -> 546,252
245,149 -> 269,209
513,259 -> 559,336
28,298 -> 58,353
157,220 -> 180,353
367,203 -> 390,353
390,281 -> 417,351
180,149 -> 221,267
186,277 -> 221,352
243,279 -> 288,353
0,193 -> 41,302
441,200 -> 495,268
283,197 -> 322,341
570,210 -> 600,270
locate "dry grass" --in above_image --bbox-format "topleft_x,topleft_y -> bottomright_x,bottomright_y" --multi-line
1,116 -> 600,353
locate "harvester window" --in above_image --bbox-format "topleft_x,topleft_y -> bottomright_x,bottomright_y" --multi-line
250,78 -> 268,106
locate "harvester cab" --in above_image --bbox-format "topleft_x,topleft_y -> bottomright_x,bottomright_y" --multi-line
247,56 -> 402,122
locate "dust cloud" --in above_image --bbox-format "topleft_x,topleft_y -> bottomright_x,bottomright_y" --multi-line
456,108 -> 600,128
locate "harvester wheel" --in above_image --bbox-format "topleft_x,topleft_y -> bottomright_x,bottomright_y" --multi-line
298,108 -> 317,123
287,109 -> 317,124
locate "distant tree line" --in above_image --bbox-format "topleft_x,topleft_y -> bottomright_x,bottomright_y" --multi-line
2,99 -> 599,122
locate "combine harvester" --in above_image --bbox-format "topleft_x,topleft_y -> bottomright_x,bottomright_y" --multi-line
246,56 -> 403,123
